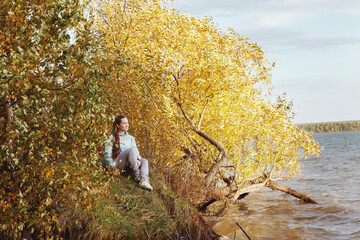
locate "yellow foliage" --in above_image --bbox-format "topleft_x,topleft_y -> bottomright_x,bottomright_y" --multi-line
93,0 -> 320,199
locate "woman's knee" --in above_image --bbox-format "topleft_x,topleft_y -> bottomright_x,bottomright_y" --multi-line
140,158 -> 148,166
129,148 -> 138,156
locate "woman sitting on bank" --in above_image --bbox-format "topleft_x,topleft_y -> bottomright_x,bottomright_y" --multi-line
105,115 -> 153,190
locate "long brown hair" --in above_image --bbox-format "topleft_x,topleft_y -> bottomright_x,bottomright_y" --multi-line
112,115 -> 126,160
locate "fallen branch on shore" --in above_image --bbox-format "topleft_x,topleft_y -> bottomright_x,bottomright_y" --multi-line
199,176 -> 317,216
266,179 -> 317,204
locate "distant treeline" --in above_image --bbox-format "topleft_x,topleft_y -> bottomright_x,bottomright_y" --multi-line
297,121 -> 360,133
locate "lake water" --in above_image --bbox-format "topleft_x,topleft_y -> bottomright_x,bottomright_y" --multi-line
209,131 -> 360,240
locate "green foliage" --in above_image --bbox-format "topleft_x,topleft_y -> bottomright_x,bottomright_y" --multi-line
0,0 -> 113,238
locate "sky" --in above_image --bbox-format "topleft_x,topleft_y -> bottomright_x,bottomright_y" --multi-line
171,0 -> 360,123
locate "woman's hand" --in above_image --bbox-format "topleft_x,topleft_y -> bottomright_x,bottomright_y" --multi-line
137,160 -> 141,168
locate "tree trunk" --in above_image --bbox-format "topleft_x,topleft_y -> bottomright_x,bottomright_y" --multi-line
266,179 -> 317,204
216,179 -> 269,217
176,101 -> 227,188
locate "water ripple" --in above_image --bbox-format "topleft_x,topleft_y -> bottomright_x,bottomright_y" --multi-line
210,131 -> 360,240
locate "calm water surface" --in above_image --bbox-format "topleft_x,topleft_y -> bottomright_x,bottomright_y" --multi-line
209,131 -> 360,240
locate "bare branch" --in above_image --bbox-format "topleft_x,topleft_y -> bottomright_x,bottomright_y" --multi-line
123,0 -> 127,13
266,179 -> 317,204
175,100 -> 227,188
197,99 -> 209,130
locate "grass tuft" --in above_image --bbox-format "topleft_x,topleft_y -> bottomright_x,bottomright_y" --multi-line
61,173 -> 220,239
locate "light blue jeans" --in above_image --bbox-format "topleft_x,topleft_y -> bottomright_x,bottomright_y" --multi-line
115,148 -> 149,181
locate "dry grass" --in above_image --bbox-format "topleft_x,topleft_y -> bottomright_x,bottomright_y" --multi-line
61,173 -> 220,240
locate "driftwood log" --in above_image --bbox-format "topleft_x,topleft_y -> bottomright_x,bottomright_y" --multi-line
200,176 -> 317,216
266,179 -> 317,204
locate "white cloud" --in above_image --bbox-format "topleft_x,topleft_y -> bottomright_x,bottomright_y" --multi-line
282,0 -> 360,13
242,27 -> 360,51
172,0 -> 360,123
251,11 -> 310,27
173,0 -> 360,16
272,74 -> 360,123
173,0 -> 360,33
